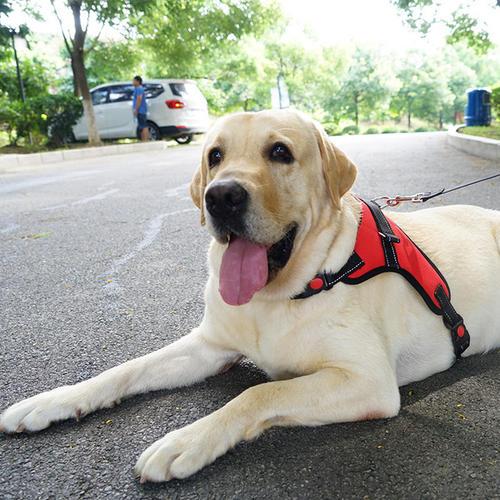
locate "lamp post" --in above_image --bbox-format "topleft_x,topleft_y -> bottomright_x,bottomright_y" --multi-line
9,28 -> 26,102
9,27 -> 33,145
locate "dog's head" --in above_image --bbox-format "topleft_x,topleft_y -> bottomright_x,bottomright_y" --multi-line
190,109 -> 357,305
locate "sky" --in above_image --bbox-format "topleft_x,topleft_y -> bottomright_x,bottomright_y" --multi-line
279,0 -> 500,50
5,0 -> 500,53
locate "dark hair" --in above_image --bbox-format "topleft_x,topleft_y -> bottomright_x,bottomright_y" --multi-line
133,75 -> 143,84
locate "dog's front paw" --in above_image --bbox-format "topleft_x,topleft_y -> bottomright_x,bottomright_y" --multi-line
135,417 -> 231,482
0,384 -> 92,433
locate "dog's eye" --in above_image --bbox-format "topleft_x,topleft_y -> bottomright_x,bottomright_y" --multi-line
270,143 -> 293,164
208,148 -> 223,168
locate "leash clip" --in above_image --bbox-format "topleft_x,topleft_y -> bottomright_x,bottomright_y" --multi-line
372,192 -> 431,209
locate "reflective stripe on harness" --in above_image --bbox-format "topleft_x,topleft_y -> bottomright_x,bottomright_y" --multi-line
293,199 -> 470,358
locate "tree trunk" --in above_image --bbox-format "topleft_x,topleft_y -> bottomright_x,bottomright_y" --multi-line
70,1 -> 101,146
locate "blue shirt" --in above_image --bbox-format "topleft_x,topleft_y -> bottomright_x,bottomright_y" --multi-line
133,86 -> 148,115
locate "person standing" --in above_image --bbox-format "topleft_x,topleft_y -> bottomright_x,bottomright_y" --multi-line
132,75 -> 149,141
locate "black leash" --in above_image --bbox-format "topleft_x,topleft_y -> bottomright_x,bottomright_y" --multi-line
372,172 -> 500,208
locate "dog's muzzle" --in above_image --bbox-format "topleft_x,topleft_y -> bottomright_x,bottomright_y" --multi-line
205,180 -> 249,235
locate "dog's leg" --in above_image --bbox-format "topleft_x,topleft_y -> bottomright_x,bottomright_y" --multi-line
0,329 -> 238,433
135,365 -> 400,482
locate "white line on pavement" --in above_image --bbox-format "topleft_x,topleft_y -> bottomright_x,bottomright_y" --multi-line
0,170 -> 102,195
100,207 -> 196,286
165,183 -> 190,197
72,189 -> 119,206
0,223 -> 20,234
37,188 -> 120,211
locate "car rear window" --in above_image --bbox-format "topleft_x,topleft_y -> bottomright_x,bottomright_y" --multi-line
169,82 -> 203,99
144,83 -> 164,98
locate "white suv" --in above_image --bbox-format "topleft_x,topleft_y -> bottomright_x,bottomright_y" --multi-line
72,79 -> 209,144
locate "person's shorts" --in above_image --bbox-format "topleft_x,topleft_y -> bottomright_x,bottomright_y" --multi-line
137,113 -> 147,130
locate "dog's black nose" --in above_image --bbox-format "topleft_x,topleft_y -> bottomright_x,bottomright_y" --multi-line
205,180 -> 248,220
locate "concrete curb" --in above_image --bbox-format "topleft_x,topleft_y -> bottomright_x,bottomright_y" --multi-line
447,125 -> 500,161
0,140 -> 170,169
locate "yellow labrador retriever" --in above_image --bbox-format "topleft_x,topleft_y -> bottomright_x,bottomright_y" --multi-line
1,110 -> 499,483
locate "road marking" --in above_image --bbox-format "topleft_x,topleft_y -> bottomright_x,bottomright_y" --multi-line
0,223 -> 20,234
72,189 -> 119,206
0,170 -> 102,194
38,204 -> 68,212
98,181 -> 116,190
37,188 -> 120,211
165,183 -> 190,198
100,207 -> 196,286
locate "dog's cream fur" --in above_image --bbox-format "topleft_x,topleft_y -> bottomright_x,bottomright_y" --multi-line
1,110 -> 499,483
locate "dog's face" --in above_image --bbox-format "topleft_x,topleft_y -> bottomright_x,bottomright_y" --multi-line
190,109 -> 357,305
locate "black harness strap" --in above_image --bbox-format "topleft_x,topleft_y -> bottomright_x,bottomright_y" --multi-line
434,285 -> 470,358
293,253 -> 363,300
365,199 -> 400,269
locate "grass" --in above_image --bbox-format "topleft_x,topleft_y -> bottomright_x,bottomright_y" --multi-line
459,122 -> 500,140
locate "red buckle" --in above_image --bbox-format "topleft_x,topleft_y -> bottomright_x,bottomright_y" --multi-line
456,325 -> 465,338
309,277 -> 324,291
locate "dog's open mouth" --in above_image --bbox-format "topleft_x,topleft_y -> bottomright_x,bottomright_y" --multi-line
219,225 -> 297,306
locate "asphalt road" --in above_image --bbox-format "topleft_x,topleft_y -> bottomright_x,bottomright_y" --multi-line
0,132 -> 499,500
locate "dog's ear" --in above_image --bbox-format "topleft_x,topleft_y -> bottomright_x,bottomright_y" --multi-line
312,121 -> 357,211
189,161 -> 207,225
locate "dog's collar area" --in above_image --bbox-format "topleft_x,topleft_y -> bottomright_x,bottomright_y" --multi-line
292,198 -> 470,359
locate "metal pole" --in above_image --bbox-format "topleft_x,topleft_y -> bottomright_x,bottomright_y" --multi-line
10,30 -> 26,102
10,29 -> 32,145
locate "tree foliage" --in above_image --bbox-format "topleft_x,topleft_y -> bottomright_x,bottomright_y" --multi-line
136,0 -> 280,78
392,0 -> 497,54
331,49 -> 395,126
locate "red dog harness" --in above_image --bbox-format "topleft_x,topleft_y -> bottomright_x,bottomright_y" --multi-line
293,199 -> 470,358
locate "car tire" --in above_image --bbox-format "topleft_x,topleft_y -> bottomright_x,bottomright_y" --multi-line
174,134 -> 193,145
146,122 -> 161,141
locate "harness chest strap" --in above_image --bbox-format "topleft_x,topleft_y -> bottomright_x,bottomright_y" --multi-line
293,199 -> 470,359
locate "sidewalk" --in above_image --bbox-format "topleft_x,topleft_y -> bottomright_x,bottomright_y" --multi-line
0,140 -> 170,171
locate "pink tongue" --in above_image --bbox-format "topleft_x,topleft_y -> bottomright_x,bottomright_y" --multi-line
219,237 -> 269,306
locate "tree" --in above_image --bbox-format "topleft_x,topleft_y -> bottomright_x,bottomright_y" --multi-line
392,0 -> 498,54
332,49 -> 394,127
201,38 -> 272,113
397,61 -> 453,129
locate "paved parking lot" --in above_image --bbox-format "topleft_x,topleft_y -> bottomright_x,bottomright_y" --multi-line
0,132 -> 498,499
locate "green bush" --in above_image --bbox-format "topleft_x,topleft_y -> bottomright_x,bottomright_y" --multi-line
414,127 -> 430,132
38,94 -> 83,145
341,125 -> 359,135
322,122 -> 340,136
382,127 -> 397,134
364,127 -> 379,134
0,93 -> 82,146
491,84 -> 500,118
0,98 -> 21,144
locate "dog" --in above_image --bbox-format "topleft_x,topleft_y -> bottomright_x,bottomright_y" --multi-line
1,110 -> 499,483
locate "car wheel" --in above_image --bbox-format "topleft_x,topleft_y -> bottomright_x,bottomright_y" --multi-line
146,122 -> 161,141
174,134 -> 193,145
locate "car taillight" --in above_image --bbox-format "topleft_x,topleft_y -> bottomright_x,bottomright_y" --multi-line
165,99 -> 185,109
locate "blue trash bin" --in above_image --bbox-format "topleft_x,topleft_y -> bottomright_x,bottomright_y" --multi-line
464,88 -> 491,126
